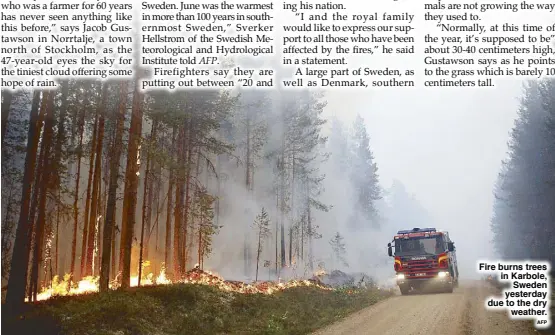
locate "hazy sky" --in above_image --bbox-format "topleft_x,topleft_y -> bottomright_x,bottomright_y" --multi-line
324,80 -> 524,277
308,0 -> 554,278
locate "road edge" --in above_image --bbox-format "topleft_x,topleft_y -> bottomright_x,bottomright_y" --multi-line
485,277 -> 553,334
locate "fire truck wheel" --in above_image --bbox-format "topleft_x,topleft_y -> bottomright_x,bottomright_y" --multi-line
444,283 -> 454,293
399,286 -> 410,295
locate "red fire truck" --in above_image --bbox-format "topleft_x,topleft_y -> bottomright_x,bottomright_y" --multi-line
387,227 -> 459,295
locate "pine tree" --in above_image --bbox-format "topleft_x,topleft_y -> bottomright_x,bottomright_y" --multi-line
252,207 -> 271,281
5,90 -> 42,310
386,180 -> 434,229
234,89 -> 269,277
329,232 -> 348,269
349,114 -> 381,230
491,79 -> 555,263
120,81 -> 144,289
328,115 -> 350,174
100,81 -> 128,292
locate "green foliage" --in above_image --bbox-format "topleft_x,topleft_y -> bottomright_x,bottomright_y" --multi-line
253,207 -> 272,251
192,187 -> 219,260
253,207 -> 272,280
6,284 -> 391,335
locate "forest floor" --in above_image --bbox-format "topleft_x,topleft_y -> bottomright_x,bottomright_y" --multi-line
1,283 -> 392,335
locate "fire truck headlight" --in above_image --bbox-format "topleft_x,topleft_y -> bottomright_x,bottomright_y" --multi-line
438,271 -> 449,278
397,273 -> 405,280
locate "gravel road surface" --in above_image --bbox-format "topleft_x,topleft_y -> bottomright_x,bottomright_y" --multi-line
312,280 -> 537,335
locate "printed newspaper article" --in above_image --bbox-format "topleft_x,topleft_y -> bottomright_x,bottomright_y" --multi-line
1,0 -> 554,334
1,0 -> 554,90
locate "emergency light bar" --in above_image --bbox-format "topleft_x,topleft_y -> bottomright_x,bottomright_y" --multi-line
396,227 -> 436,234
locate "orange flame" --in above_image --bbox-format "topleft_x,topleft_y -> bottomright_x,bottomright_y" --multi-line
28,261 -> 332,301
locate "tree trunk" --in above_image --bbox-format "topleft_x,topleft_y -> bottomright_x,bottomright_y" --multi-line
26,93 -> 48,300
192,149 -> 201,268
289,157 -> 295,266
256,231 -> 261,281
86,83 -> 108,277
52,80 -> 69,188
182,128 -> 193,271
30,92 -> 55,302
289,227 -> 293,265
81,109 -> 99,278
279,156 -> 286,268
144,119 -> 157,261
153,162 -> 162,271
55,191 -> 60,275
301,180 -> 307,261
275,189 -> 279,275
49,81 -> 68,281
215,154 -> 221,227
98,175 -> 107,275
70,106 -> 85,284
289,157 -> 298,265
246,116 -> 251,190
43,212 -> 53,289
1,89 -> 13,146
138,120 -> 155,286
100,81 -> 128,292
111,216 -> 117,278
118,166 -> 129,276
197,221 -> 202,267
173,127 -> 184,279
244,116 -> 252,276
120,82 -> 143,289
307,184 -> 313,271
5,90 -> 41,310
165,127 -> 176,271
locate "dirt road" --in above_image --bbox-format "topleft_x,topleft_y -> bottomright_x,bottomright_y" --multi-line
313,280 -> 537,335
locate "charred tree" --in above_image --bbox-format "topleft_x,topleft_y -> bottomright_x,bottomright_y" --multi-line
80,108 -> 99,278
138,120 -> 156,286
85,83 -> 108,277
120,82 -> 143,289
100,81 -> 128,292
182,118 -> 194,271
5,90 -> 41,310
70,100 -> 86,284
165,126 -> 176,272
29,92 -> 56,302
173,126 -> 184,279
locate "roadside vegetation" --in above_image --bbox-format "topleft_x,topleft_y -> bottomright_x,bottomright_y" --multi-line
2,283 -> 392,335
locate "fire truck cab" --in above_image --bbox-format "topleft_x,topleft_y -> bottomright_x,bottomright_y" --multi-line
387,227 -> 459,295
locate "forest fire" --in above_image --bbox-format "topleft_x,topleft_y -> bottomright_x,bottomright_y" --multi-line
29,263 -> 332,302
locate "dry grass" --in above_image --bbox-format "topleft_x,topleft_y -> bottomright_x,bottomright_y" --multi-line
2,283 -> 392,335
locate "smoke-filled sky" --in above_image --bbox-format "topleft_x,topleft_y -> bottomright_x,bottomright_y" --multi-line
324,80 -> 524,278
310,0 -> 553,279
3,0 -> 551,287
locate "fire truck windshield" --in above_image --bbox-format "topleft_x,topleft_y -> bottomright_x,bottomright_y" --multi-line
394,236 -> 445,256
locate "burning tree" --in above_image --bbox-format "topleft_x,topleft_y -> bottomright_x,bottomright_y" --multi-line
3,72 -> 390,309
253,207 -> 271,281
330,232 -> 348,269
